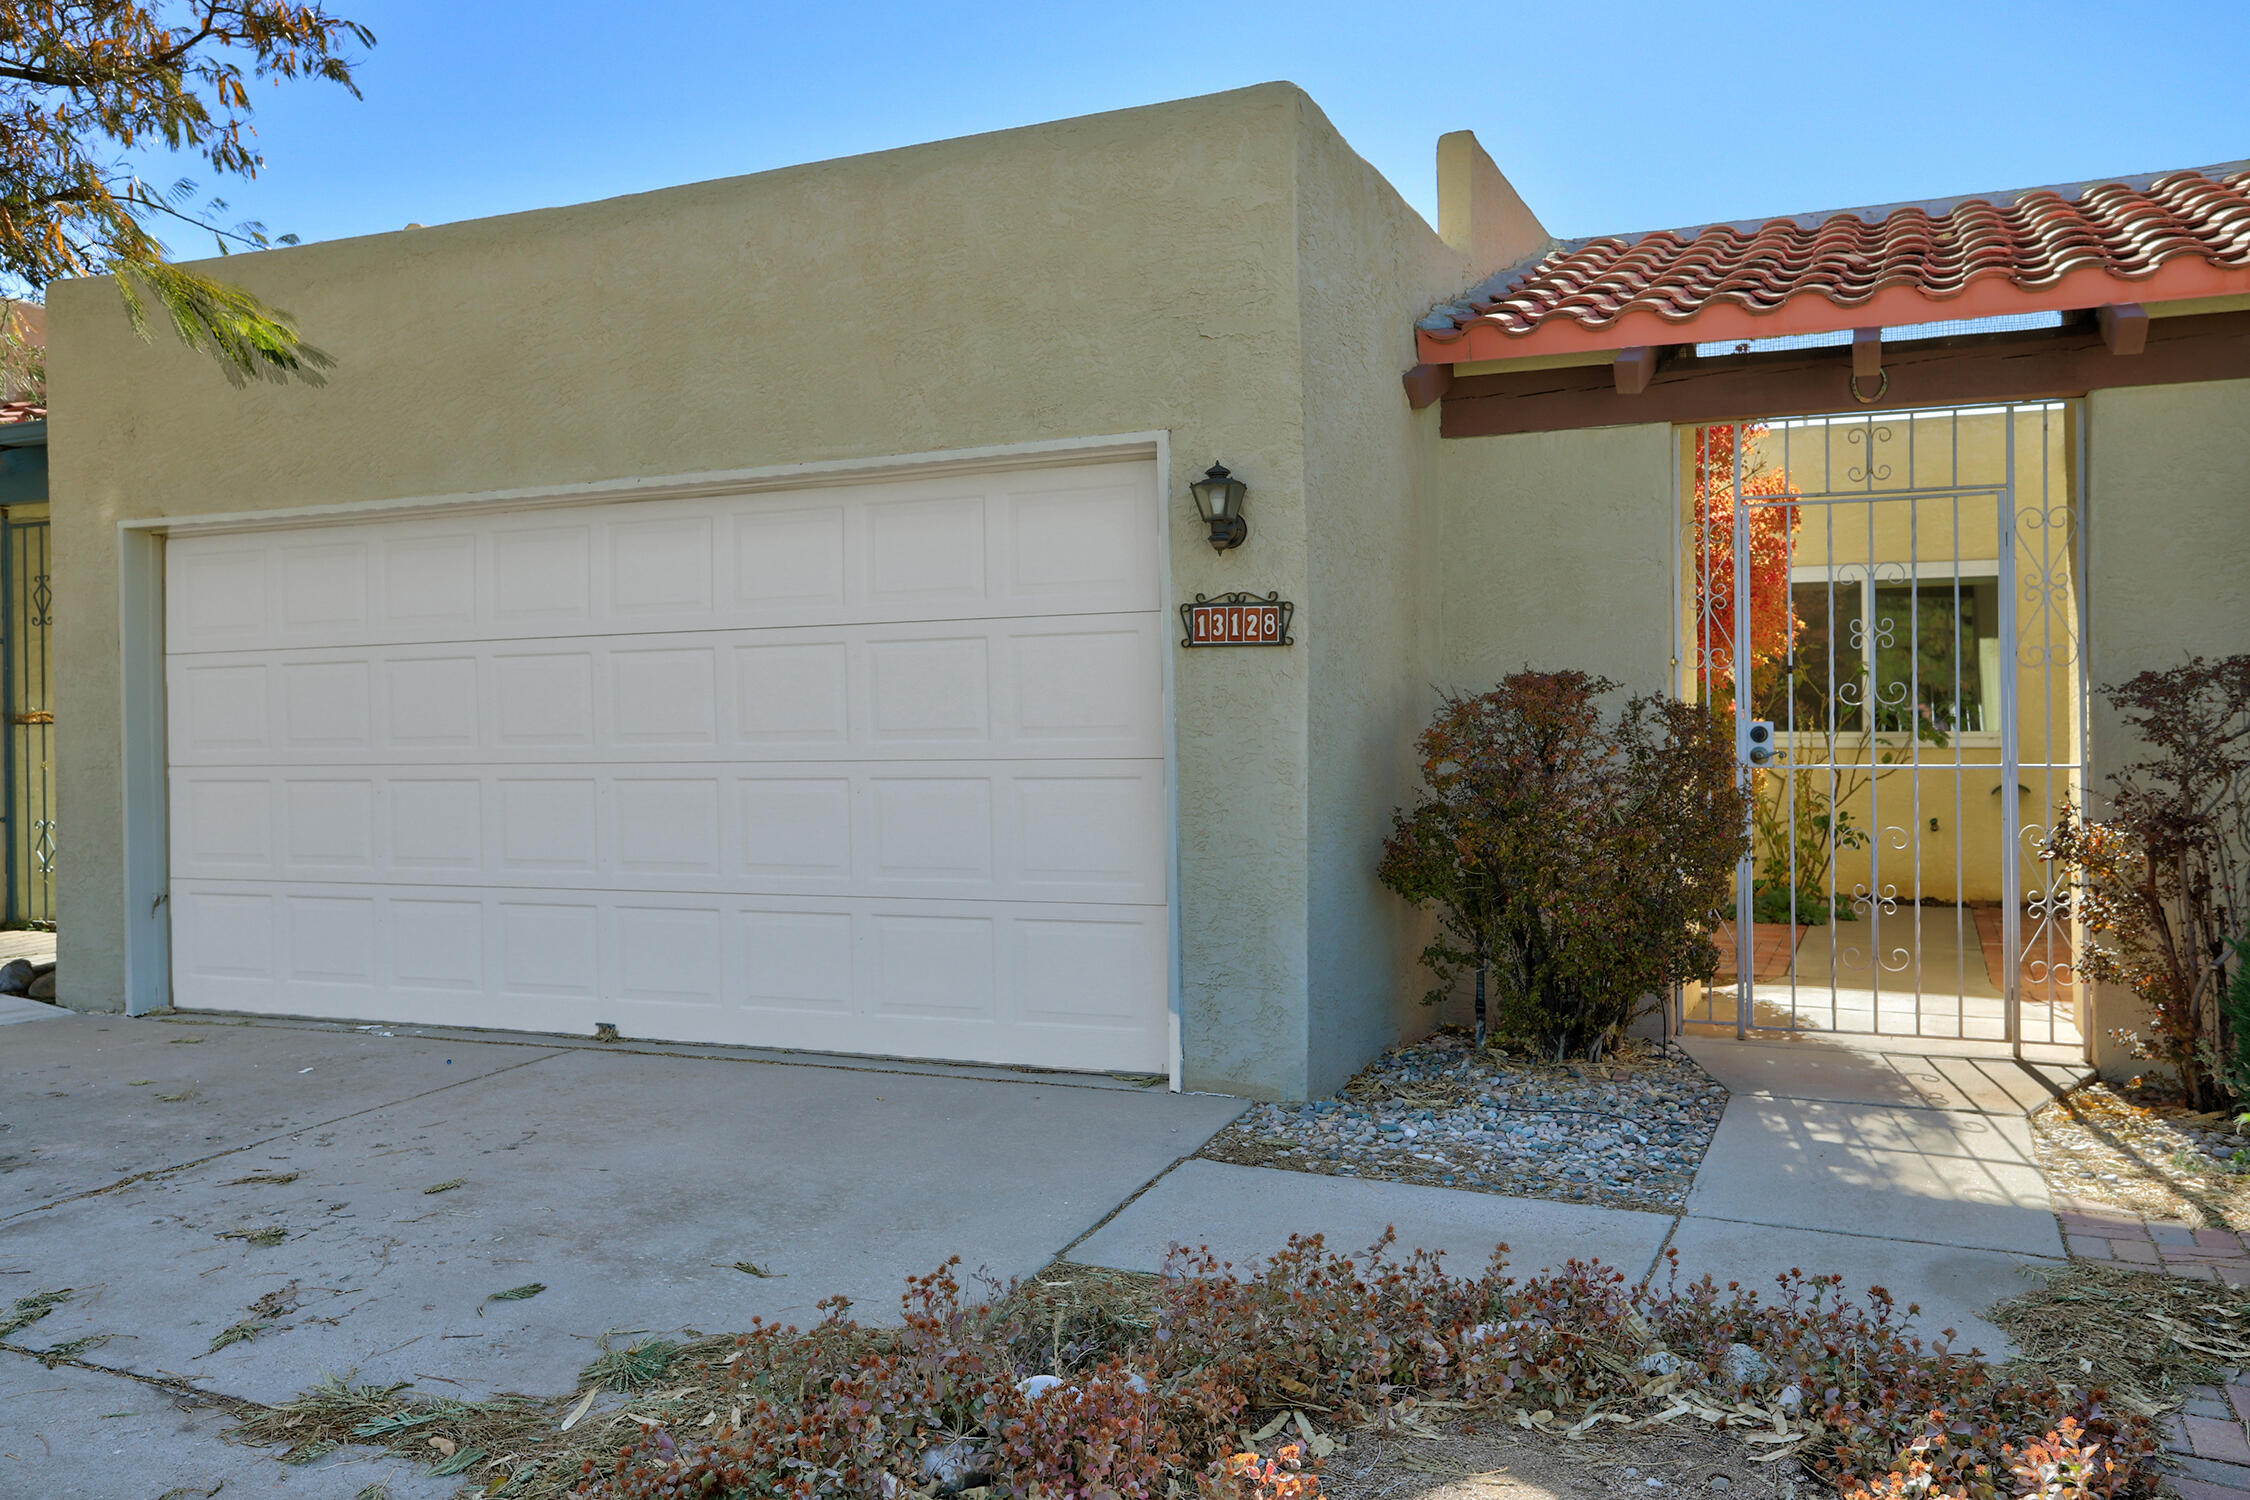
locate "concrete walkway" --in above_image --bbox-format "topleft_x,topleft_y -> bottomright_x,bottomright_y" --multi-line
2,1009 -> 2086,1495
1074,1031 -> 2086,1356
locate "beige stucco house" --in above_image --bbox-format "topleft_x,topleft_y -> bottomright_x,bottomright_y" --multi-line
45,85 -> 2250,1097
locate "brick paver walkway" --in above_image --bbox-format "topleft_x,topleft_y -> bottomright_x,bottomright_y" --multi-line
2162,1383 -> 2250,1500
2055,1195 -> 2250,1284
2054,1195 -> 2250,1498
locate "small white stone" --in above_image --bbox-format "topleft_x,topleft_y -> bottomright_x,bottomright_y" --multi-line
1719,1343 -> 1774,1387
920,1440 -> 989,1493
1016,1374 -> 1065,1400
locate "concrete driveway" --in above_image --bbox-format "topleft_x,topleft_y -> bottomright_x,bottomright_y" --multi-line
1,1007 -> 2087,1498
0,1008 -> 1243,1496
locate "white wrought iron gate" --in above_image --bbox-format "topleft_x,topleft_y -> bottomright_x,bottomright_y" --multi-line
1680,402 -> 2085,1051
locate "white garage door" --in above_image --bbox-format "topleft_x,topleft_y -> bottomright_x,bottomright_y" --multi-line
164,459 -> 1172,1072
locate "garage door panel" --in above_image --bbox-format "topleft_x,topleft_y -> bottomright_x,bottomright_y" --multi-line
282,778 -> 378,872
278,540 -> 373,634
612,647 -> 720,747
167,542 -> 271,648
1006,482 -> 1150,599
492,651 -> 598,749
740,776 -> 852,879
384,656 -> 481,748
170,661 -> 273,759
168,458 -> 1168,1072
489,524 -> 595,628
382,533 -> 479,629
388,777 -> 484,875
165,465 -> 1157,658
733,503 -> 847,612
609,514 -> 718,618
281,661 -> 374,751
173,761 -> 1164,901
392,898 -> 485,992
168,616 -> 1165,766
864,494 -> 989,608
611,905 -> 727,1007
734,641 -> 850,747
741,909 -> 855,1012
174,775 -> 277,873
1018,917 -> 1157,1028
169,881 -> 1169,1070
613,776 -> 724,874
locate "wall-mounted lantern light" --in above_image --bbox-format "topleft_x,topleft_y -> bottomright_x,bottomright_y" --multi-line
1188,463 -> 1248,552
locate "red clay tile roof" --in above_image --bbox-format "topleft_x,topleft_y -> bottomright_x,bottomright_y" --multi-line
0,400 -> 43,425
1417,163 -> 2250,362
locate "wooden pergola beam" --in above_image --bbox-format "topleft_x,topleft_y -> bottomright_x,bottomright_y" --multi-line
1852,326 -> 1883,378
1438,309 -> 2250,438
1613,345 -> 1661,395
1400,362 -> 1452,409
2098,302 -> 2149,355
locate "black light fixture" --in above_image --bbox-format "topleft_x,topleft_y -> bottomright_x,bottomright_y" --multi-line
1188,463 -> 1248,552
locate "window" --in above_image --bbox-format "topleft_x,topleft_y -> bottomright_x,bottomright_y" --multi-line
1757,569 -> 2000,740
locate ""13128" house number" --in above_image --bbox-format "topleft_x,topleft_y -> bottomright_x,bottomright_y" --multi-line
1180,592 -> 1295,647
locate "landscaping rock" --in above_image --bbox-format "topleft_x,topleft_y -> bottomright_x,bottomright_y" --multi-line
1197,1029 -> 1728,1213
1016,1374 -> 1065,1400
1637,1350 -> 1685,1378
26,965 -> 54,1001
0,958 -> 30,995
1720,1343 -> 1774,1388
920,1440 -> 990,1494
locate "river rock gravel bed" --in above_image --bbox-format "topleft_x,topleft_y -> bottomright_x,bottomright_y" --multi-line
1195,1030 -> 1728,1213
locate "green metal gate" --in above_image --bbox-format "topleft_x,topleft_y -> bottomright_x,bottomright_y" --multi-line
3,514 -> 52,924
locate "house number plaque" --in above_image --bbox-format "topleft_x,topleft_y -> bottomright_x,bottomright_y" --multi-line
1180,591 -> 1294,647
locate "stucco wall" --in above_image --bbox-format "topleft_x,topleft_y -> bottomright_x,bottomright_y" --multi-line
1433,425 -> 1678,695
51,85 -> 1341,1096
2083,379 -> 2250,1074
1291,101 -> 1473,1097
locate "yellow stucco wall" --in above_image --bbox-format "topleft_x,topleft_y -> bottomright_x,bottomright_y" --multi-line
2083,378 -> 2250,1073
1292,102 -> 1474,1096
1432,424 -> 1678,696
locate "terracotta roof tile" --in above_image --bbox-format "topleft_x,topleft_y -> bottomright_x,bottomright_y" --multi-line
1418,164 -> 2250,360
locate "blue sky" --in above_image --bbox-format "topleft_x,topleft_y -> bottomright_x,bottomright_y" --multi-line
162,0 -> 2248,255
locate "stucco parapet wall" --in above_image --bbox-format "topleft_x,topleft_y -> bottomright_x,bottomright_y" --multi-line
50,82 -> 1471,1104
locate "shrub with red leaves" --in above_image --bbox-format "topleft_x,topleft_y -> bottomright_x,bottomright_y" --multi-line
572,1237 -> 2158,1500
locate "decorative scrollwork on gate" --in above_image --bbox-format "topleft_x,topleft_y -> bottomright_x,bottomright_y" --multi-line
1849,880 -> 1900,920
1845,423 -> 1895,485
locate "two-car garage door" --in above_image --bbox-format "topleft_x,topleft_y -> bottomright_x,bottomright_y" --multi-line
164,458 -> 1172,1073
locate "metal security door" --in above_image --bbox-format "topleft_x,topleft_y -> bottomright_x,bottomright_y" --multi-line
1,513 -> 53,924
1682,404 -> 2084,1051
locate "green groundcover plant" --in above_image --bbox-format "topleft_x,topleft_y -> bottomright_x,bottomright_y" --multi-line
565,1237 -> 2154,1500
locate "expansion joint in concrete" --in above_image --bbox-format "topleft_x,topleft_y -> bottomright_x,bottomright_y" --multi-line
0,1338 -> 256,1414
0,1047 -> 569,1226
